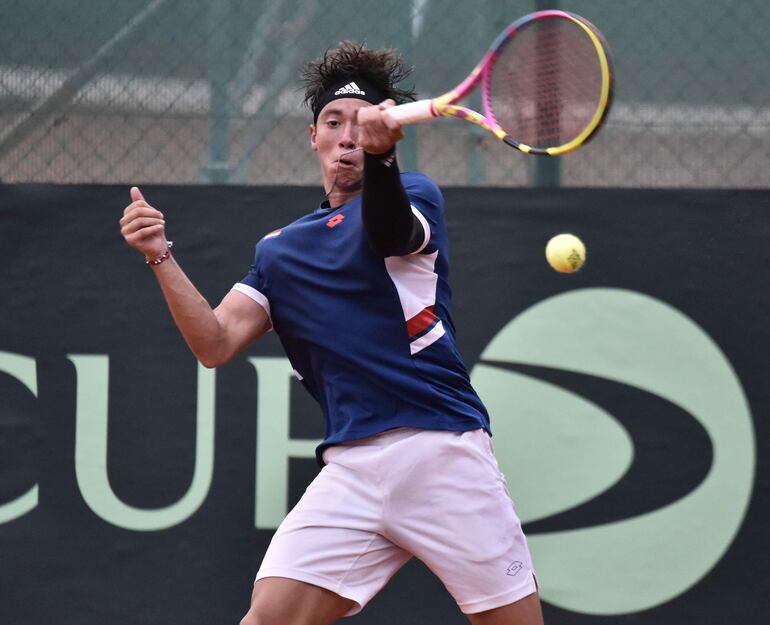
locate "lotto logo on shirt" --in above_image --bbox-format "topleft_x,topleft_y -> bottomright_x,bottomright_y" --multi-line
326,214 -> 345,228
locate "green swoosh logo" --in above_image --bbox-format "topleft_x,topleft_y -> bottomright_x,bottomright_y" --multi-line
471,288 -> 755,615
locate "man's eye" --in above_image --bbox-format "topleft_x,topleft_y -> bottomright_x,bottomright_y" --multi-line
327,120 -> 340,128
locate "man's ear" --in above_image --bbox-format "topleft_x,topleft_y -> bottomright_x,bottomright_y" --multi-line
309,124 -> 318,151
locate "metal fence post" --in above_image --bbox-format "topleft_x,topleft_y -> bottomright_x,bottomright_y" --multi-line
395,1 -> 419,172
201,0 -> 233,184
531,0 -> 561,188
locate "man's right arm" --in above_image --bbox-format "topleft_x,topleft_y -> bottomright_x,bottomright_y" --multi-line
358,101 -> 428,257
120,187 -> 270,368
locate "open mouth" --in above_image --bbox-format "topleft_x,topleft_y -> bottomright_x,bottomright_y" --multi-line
336,147 -> 362,169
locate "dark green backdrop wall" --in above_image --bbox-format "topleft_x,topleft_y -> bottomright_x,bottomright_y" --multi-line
0,184 -> 767,624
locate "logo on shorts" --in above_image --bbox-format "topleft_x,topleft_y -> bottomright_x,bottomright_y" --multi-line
506,561 -> 524,577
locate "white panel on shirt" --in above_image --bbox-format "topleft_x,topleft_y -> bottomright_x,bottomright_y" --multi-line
384,241 -> 445,354
409,320 -> 445,355
411,205 -> 431,254
384,251 -> 439,320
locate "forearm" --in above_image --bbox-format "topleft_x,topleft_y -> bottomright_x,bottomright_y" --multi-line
149,254 -> 231,367
362,150 -> 424,256
120,189 -> 266,366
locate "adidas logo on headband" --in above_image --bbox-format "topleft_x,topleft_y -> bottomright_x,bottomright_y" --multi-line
313,77 -> 385,122
334,82 -> 365,96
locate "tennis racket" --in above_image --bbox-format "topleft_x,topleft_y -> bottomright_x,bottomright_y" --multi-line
387,10 -> 614,156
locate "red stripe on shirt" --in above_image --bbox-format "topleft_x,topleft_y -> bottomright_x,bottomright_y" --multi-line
407,306 -> 437,337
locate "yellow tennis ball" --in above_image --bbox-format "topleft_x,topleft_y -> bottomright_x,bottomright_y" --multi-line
546,233 -> 586,273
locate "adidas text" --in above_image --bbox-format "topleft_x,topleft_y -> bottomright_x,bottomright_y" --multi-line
334,82 -> 365,96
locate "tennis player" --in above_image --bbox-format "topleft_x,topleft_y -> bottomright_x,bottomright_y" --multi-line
120,42 -> 544,625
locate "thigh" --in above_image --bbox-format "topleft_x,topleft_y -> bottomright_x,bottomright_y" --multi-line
242,577 -> 354,625
385,429 -> 538,615
256,453 -> 411,616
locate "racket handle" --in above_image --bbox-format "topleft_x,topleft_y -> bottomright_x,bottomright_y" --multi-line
385,99 -> 436,125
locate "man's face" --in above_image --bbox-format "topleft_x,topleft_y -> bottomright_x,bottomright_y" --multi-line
310,98 -> 369,197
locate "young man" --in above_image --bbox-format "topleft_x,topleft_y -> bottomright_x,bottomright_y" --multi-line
120,42 -> 544,625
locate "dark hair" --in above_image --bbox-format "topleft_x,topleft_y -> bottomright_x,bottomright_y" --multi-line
301,41 -> 416,115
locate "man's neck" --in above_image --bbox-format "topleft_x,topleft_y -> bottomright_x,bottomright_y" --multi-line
326,188 -> 361,209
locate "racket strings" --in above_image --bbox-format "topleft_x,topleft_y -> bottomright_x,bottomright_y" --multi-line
487,17 -> 607,149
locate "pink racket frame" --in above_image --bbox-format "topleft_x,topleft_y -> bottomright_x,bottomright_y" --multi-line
387,10 -> 613,156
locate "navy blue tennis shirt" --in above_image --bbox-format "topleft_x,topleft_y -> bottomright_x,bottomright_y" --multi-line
234,172 -> 489,462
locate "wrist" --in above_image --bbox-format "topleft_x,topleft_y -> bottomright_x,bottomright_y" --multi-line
364,147 -> 397,168
145,241 -> 173,266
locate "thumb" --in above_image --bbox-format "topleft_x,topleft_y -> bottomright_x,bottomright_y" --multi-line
130,186 -> 145,203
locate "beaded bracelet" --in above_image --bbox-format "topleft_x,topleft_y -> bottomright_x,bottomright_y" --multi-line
146,241 -> 173,266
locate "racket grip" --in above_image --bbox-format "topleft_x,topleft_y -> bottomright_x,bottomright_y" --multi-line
385,99 -> 436,125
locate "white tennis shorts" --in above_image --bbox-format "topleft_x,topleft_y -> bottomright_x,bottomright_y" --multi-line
255,427 -> 537,615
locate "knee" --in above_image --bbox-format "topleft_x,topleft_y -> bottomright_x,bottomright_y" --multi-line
239,610 -> 261,625
239,609 -> 261,625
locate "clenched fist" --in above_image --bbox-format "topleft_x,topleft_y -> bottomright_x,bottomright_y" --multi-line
120,187 -> 168,261
357,99 -> 404,156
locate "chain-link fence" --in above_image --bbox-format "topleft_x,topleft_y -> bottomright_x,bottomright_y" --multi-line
2,0 -> 769,187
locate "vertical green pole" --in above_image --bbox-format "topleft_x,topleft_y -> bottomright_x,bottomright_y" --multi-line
532,153 -> 561,188
531,0 -> 561,188
203,0 -> 232,183
467,131 -> 487,186
397,2 -> 418,171
466,0 -> 489,185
